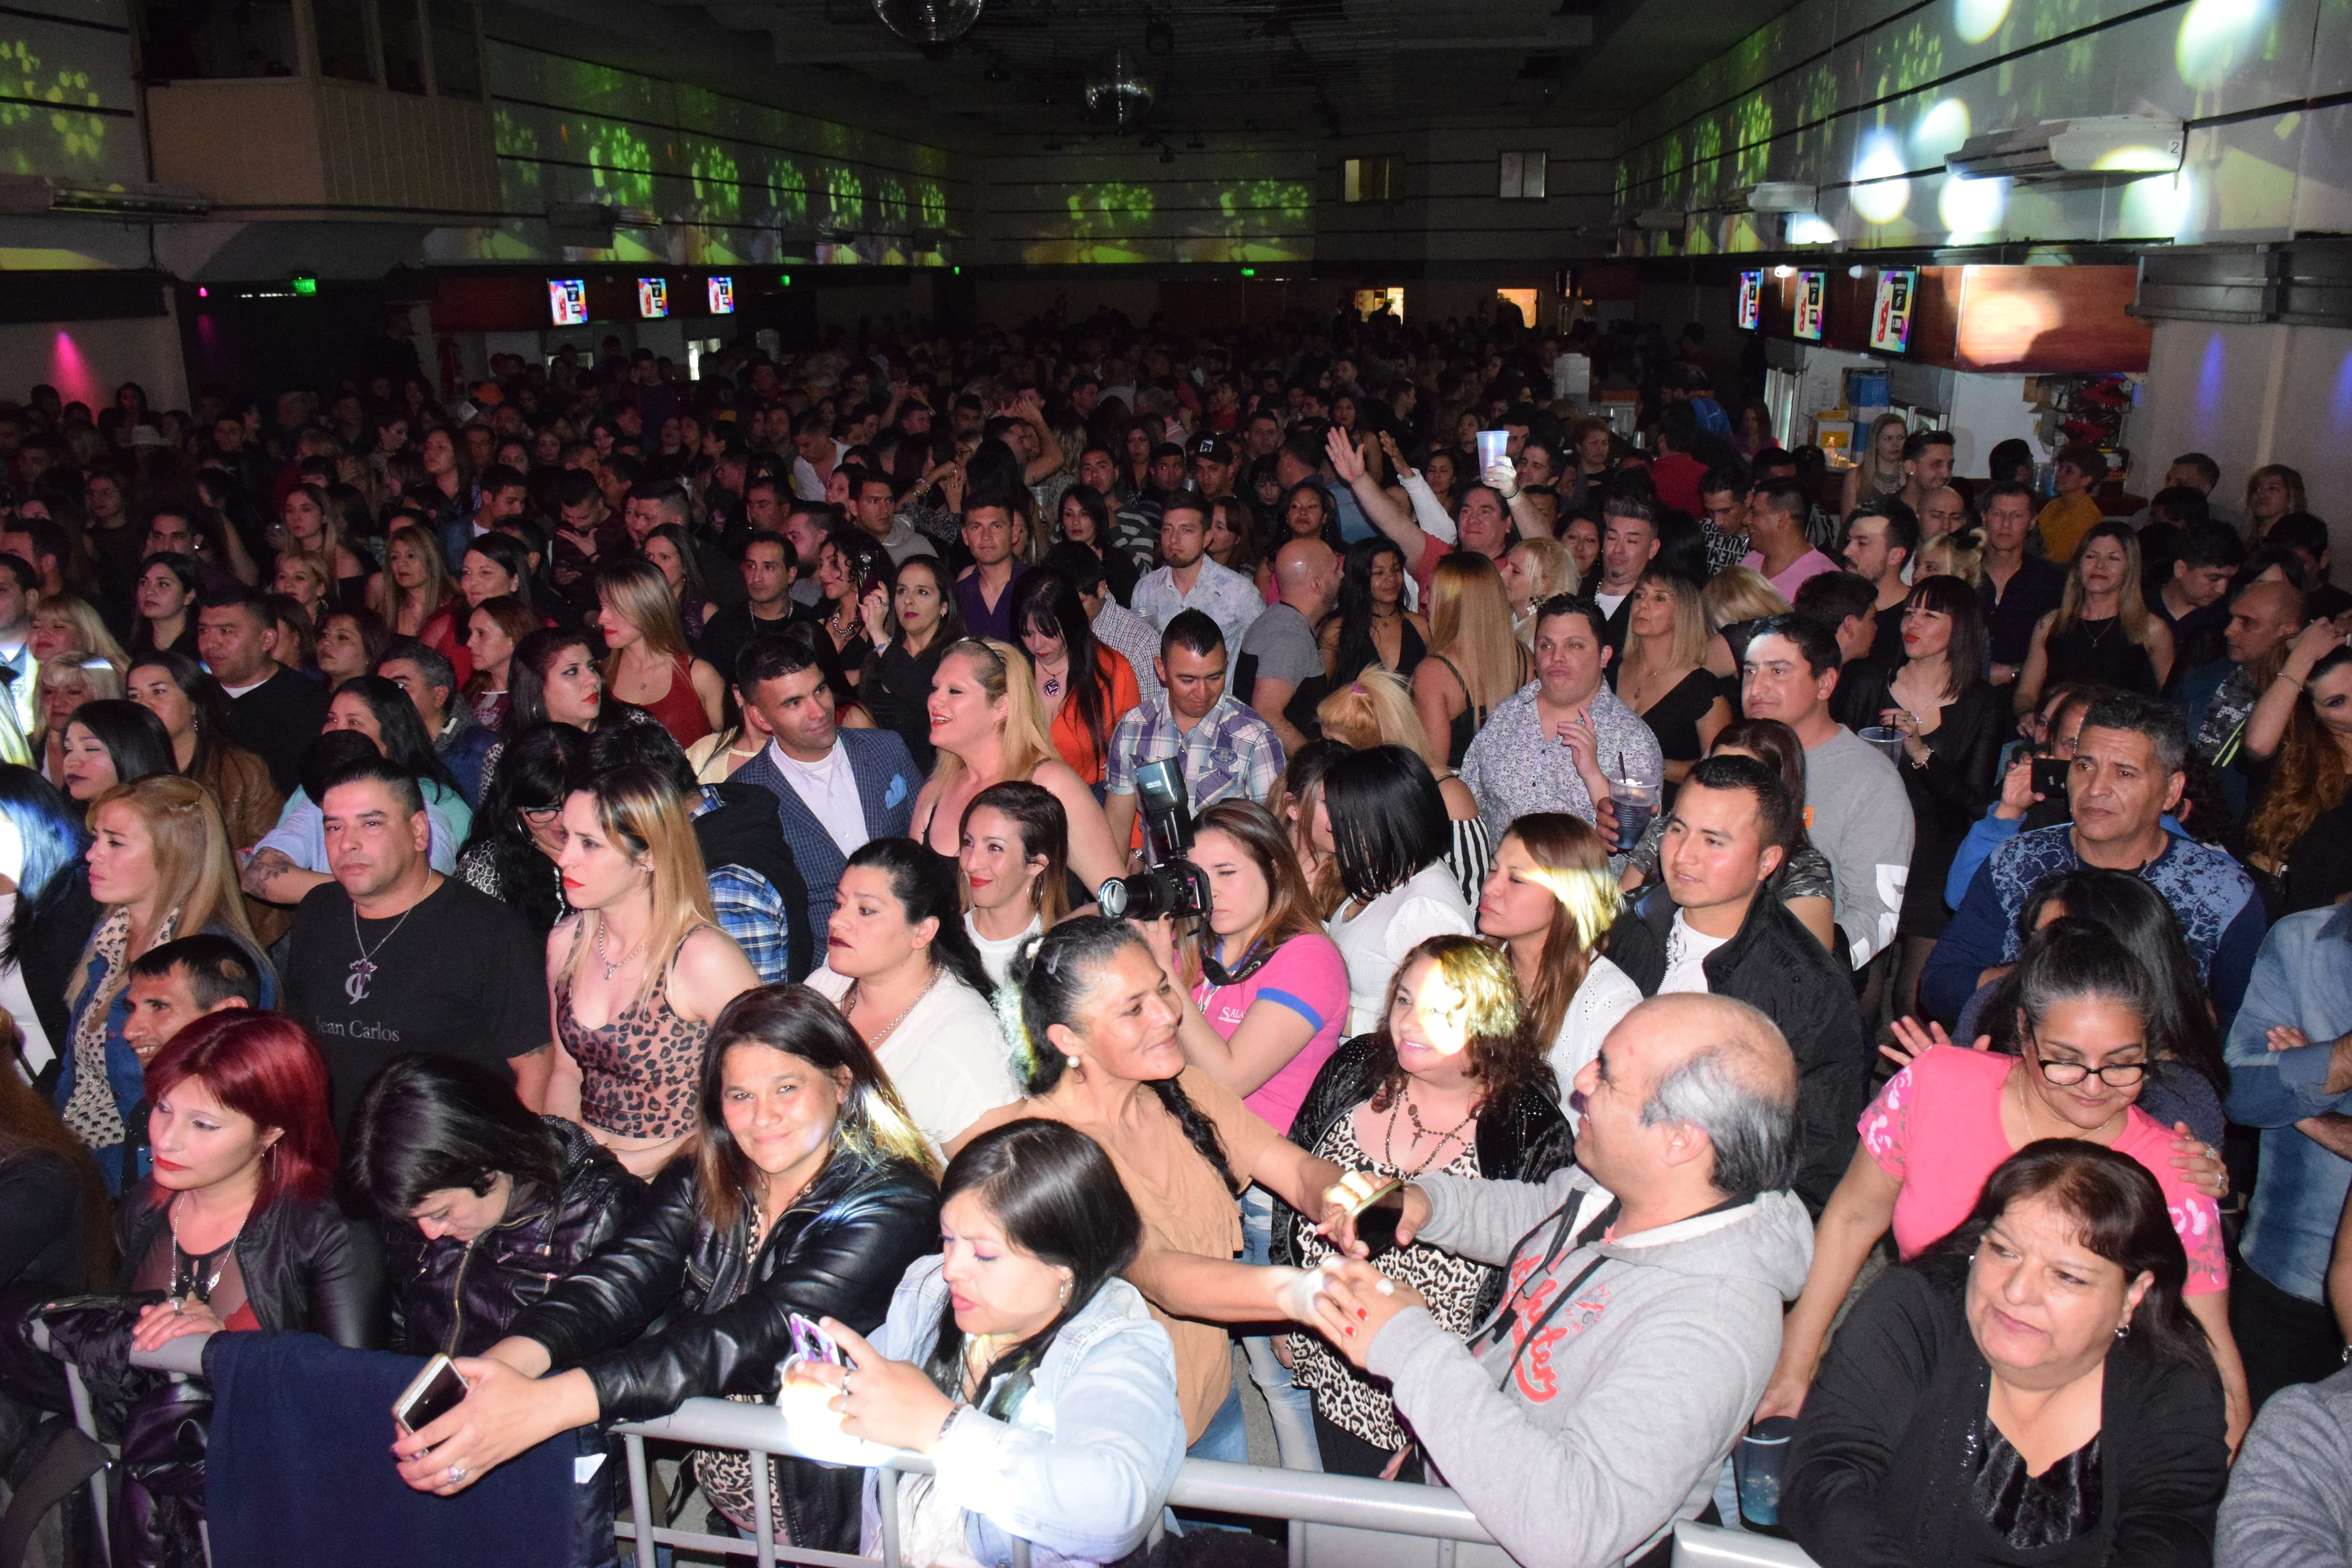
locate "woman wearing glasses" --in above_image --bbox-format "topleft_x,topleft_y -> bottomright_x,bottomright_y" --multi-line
1753,920 -> 2251,1451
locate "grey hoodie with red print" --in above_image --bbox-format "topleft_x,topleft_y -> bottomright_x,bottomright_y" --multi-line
1364,1164 -> 1813,1568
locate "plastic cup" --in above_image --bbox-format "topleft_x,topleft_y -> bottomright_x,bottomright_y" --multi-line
1475,429 -> 1509,475
1858,724 -> 1905,764
1734,1415 -> 1797,1530
1606,776 -> 1660,854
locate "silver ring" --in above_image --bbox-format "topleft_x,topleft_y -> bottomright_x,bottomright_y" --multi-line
447,1464 -> 467,1484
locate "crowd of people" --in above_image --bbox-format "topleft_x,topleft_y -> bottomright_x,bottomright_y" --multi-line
0,303 -> 2345,1568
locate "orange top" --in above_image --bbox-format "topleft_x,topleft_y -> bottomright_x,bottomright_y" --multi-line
1049,645 -> 1142,785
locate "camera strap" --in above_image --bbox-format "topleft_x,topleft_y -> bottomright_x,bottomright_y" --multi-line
1200,936 -> 1277,987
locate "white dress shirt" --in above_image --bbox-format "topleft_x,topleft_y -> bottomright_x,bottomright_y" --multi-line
768,737 -> 866,857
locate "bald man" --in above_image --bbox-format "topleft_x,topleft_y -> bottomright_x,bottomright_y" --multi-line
2186,577 -> 2306,777
1918,484 -> 1971,543
1305,993 -> 1809,1568
1243,535 -> 1341,753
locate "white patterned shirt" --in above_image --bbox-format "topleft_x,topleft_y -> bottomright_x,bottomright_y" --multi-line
1132,557 -> 1264,652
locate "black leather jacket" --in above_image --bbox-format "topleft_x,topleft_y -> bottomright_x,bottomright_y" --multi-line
1608,884 -> 1871,1218
386,1117 -> 644,1358
509,1146 -> 938,1419
507,1147 -> 936,1554
114,1181 -> 389,1348
1271,1036 -> 1574,1320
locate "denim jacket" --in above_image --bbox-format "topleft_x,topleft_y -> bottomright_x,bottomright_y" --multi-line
859,1255 -> 1184,1568
2225,905 -> 2352,1302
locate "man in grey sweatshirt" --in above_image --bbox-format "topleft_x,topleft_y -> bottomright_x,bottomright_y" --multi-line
2217,1363 -> 2352,1565
1308,994 -> 1814,1568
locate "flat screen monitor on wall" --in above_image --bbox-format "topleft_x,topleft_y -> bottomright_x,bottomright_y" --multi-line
1870,269 -> 1918,354
548,278 -> 588,326
1793,271 -> 1827,341
637,278 -> 669,319
1737,271 -> 1763,330
707,276 -> 735,314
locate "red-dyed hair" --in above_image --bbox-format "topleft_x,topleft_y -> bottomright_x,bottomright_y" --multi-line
145,1012 -> 338,1207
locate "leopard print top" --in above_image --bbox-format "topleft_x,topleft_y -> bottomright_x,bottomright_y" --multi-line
555,928 -> 710,1142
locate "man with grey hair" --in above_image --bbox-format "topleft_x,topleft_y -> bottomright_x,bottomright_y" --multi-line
377,638 -> 493,806
1301,994 -> 1812,1568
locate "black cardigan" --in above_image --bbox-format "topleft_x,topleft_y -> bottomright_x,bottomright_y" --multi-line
114,1181 -> 389,1348
1785,1257 -> 2228,1568
1270,1035 -> 1573,1320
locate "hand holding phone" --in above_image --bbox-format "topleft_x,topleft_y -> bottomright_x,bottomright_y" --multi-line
392,1354 -> 471,1436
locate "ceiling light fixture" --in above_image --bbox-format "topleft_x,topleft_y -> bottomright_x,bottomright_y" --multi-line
872,0 -> 985,46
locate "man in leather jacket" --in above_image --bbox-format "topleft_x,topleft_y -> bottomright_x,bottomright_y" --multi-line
1606,755 -> 1872,1218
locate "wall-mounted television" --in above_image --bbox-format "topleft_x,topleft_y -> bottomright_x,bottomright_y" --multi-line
1737,271 -> 1763,331
637,278 -> 669,319
1870,269 -> 1918,354
1793,270 -> 1827,341
707,276 -> 735,315
548,278 -> 588,326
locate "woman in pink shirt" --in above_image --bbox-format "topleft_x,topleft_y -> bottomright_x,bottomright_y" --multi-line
1757,920 -> 2251,1449
1138,798 -> 1346,1471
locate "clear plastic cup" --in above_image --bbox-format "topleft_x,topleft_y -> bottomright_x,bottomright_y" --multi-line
1858,724 -> 1905,764
1735,1415 -> 1797,1529
1606,776 -> 1661,853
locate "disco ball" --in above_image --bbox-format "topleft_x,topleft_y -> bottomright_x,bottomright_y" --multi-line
872,0 -> 985,45
1084,48 -> 1155,128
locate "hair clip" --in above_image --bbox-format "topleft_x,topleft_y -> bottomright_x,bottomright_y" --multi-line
1045,948 -> 1062,975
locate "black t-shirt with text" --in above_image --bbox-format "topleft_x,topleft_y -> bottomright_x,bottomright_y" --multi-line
283,877 -> 548,1128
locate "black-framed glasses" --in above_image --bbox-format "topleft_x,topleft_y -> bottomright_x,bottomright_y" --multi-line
518,804 -> 563,825
2026,1035 -> 2145,1088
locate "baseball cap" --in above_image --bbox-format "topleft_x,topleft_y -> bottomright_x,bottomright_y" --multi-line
1187,433 -> 1236,465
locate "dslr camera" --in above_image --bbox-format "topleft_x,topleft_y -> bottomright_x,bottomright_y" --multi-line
1096,758 -> 1209,920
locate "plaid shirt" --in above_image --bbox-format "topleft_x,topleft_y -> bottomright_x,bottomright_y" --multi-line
1092,597 -> 1167,705
693,787 -> 791,985
1105,693 -> 1287,817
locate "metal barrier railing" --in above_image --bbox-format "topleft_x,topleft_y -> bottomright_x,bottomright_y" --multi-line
42,1334 -> 1813,1568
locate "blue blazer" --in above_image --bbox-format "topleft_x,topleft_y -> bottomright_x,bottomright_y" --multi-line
731,729 -> 919,940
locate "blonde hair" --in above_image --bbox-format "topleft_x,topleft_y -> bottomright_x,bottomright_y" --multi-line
927,639 -> 1056,798
35,653 -> 123,739
595,555 -> 694,673
1701,566 -> 1790,633
368,523 -> 456,633
1511,536 -> 1578,605
1852,412 -> 1908,496
1318,667 -> 1422,750
70,776 -> 262,998
1426,553 -> 1527,713
564,765 -> 722,1005
1920,529 -> 1984,588
1616,569 -> 1709,688
1492,814 -> 1622,1053
32,595 -> 128,675
2052,523 -> 2152,647
272,552 -> 334,606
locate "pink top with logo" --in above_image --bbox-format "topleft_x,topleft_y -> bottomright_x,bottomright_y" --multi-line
1193,932 -> 1350,1135
1860,1044 -> 2227,1294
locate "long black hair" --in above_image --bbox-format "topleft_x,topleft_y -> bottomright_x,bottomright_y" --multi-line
457,722 -> 587,937
127,648 -> 237,780
999,915 -> 1234,1189
843,837 -> 997,1002
1915,1140 -> 2214,1375
343,1053 -> 566,1218
1322,744 -> 1448,903
460,531 -> 537,613
332,673 -> 462,795
1329,536 -> 1409,686
504,627 -> 596,738
0,764 -> 89,971
62,699 -> 176,796
2006,870 -> 2226,1096
1010,568 -> 1115,777
921,1119 -> 1142,1419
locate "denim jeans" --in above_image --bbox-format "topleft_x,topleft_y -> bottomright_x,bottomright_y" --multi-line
1238,1184 -> 1324,1472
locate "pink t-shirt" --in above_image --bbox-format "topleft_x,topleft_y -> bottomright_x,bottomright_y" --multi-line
1193,932 -> 1349,1136
1859,1045 -> 2227,1294
1740,547 -> 1840,602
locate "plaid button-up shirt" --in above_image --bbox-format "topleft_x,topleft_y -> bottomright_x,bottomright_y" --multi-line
1105,693 -> 1287,818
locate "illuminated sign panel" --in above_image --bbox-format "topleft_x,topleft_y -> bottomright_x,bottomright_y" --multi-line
1793,271 -> 1827,341
548,279 -> 588,326
637,278 -> 669,319
1737,271 -> 1763,330
707,276 -> 735,314
1870,270 -> 1918,354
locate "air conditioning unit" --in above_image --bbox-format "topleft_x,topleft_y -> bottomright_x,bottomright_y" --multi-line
0,175 -> 210,218
1945,116 -> 2184,182
1731,182 -> 1818,214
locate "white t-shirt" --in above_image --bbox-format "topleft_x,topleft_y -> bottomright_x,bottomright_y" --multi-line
767,738 -> 866,859
966,912 -> 1041,990
1658,911 -> 1732,995
1594,590 -> 1630,619
807,964 -> 1019,1155
1324,860 -> 1476,1037
1546,953 -> 1643,1090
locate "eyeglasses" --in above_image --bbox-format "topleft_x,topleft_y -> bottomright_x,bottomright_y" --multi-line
518,805 -> 563,825
2026,1036 -> 2145,1088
